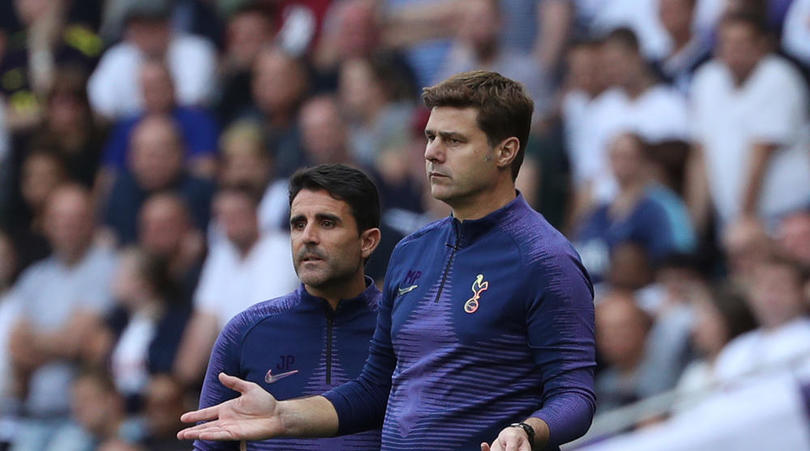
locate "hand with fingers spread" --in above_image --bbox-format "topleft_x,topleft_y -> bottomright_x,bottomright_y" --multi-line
177,372 -> 284,441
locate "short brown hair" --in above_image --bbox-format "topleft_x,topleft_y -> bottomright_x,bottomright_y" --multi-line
421,70 -> 533,180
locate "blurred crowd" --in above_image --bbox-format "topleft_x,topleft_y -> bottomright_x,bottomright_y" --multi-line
0,0 -> 809,449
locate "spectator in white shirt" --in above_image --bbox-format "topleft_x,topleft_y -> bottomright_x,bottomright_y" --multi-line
8,185 -> 117,450
572,28 -> 689,217
173,187 -> 298,387
687,13 -> 810,232
714,255 -> 810,382
87,1 -> 216,120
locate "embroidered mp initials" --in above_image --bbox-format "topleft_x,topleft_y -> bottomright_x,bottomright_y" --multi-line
464,274 -> 489,313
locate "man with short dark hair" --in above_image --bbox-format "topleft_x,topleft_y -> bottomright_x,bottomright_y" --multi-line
193,164 -> 383,450
179,71 -> 596,451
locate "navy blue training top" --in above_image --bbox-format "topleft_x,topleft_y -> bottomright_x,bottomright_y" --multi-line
324,193 -> 597,450
195,280 -> 382,450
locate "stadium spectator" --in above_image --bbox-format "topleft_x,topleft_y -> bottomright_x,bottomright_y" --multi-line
714,256 -> 810,381
137,193 -> 205,303
102,59 -> 220,180
437,0 -> 551,117
5,148 -> 68,270
313,0 -> 381,87
102,115 -> 215,245
174,187 -> 298,387
140,375 -> 188,451
672,285 -> 756,414
582,28 -> 689,207
688,13 -> 810,232
88,1 -> 216,119
8,185 -> 117,450
245,46 -> 310,177
88,248 -> 190,406
45,369 -> 143,450
595,290 -> 655,412
657,0 -> 712,93
219,119 -> 289,234
216,4 -> 275,126
0,0 -> 102,132
298,95 -> 353,167
574,133 -> 680,282
561,37 -> 609,197
338,55 -> 415,167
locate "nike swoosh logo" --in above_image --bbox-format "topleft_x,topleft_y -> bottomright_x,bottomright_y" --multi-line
397,285 -> 418,296
265,369 -> 299,384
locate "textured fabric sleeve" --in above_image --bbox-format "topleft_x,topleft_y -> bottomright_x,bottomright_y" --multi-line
321,258 -> 398,434
192,314 -> 246,450
527,251 -> 596,446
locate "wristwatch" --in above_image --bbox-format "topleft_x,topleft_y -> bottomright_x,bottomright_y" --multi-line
508,422 -> 535,445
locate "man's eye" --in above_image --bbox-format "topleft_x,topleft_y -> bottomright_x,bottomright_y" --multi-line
321,220 -> 335,228
292,221 -> 305,230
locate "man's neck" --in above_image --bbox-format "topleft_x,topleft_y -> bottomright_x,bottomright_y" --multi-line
305,272 -> 367,311
451,179 -> 516,222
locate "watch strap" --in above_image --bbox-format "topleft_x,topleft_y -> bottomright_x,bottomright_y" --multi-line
508,422 -> 536,445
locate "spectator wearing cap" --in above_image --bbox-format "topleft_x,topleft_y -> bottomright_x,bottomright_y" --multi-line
88,0 -> 216,120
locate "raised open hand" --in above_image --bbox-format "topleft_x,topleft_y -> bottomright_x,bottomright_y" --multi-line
177,372 -> 284,441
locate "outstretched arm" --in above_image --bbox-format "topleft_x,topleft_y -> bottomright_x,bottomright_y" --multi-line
177,372 -> 338,442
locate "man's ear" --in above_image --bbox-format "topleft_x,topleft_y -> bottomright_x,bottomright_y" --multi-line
360,227 -> 381,260
495,137 -> 520,170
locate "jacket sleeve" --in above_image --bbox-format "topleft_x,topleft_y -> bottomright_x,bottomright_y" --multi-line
527,251 -> 597,446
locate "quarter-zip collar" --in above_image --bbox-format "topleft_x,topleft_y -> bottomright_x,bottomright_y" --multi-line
449,191 -> 529,249
297,276 -> 380,313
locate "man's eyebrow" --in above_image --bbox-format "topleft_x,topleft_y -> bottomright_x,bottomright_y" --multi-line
315,213 -> 341,223
289,214 -> 305,224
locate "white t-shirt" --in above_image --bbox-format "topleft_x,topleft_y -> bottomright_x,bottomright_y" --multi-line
690,56 -> 810,227
783,0 -> 810,66
576,85 -> 689,200
194,233 -> 299,327
110,311 -> 156,397
87,33 -> 216,119
714,317 -> 810,383
13,246 -> 117,416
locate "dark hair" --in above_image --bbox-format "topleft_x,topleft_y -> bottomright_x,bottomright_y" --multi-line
604,27 -> 641,54
422,70 -> 534,180
719,11 -> 768,36
129,247 -> 181,305
710,284 -> 757,341
288,164 -> 380,234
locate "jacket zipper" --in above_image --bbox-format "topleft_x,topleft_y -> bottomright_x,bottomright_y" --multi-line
326,313 -> 334,385
435,226 -> 461,303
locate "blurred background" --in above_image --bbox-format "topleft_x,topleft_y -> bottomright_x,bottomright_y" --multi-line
0,0 -> 809,449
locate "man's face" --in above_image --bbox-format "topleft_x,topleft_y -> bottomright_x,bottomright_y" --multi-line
748,263 -> 805,329
601,42 -> 639,88
290,189 -> 366,291
300,99 -> 347,163
659,0 -> 694,38
130,119 -> 184,191
139,198 -> 188,256
43,188 -> 94,258
127,20 -> 171,57
140,63 -> 175,113
717,22 -> 763,82
424,107 -> 498,208
252,50 -> 306,115
214,193 -> 259,251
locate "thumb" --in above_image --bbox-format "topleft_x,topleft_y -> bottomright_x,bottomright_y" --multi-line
481,443 -> 491,451
219,372 -> 253,394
